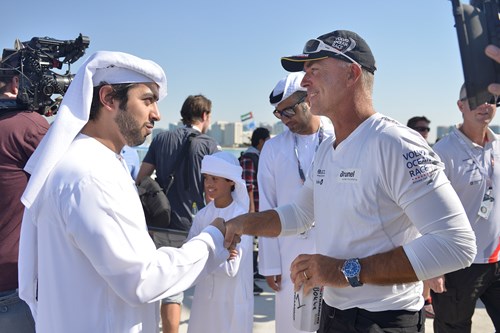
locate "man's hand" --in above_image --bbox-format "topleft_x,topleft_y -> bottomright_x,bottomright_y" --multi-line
223,217 -> 244,249
265,275 -> 281,292
290,254 -> 348,296
486,45 -> 500,95
426,275 -> 447,293
210,218 -> 226,237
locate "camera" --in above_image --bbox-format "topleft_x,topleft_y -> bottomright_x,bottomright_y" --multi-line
451,0 -> 500,109
0,33 -> 90,115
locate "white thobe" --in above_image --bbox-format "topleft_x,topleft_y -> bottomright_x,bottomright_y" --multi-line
258,123 -> 333,333
18,135 -> 228,333
187,200 -> 253,333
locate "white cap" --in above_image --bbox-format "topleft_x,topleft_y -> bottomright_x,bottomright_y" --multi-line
201,152 -> 249,210
269,72 -> 306,107
22,51 -> 167,208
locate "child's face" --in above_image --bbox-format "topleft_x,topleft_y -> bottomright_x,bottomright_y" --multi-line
203,174 -> 234,203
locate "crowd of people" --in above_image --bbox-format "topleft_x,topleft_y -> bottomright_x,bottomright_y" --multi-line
0,28 -> 500,333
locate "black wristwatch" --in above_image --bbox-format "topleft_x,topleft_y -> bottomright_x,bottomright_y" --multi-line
341,258 -> 363,287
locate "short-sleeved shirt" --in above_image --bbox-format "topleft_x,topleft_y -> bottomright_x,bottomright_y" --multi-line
433,126 -> 500,264
0,110 -> 48,292
143,127 -> 219,231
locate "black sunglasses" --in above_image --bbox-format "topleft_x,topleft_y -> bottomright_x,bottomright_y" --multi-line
273,96 -> 306,119
413,126 -> 430,133
460,96 -> 500,107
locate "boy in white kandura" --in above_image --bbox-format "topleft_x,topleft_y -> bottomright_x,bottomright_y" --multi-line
187,151 -> 253,333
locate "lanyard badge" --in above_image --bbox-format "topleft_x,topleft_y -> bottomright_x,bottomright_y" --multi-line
478,186 -> 495,219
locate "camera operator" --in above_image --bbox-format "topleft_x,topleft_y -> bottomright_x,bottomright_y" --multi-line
0,55 -> 49,332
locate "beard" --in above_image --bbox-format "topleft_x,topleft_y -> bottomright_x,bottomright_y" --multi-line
115,108 -> 147,147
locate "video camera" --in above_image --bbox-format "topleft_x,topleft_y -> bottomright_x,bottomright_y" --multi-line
0,33 -> 90,115
451,0 -> 500,109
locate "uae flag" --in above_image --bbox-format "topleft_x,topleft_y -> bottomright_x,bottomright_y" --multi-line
240,112 -> 253,122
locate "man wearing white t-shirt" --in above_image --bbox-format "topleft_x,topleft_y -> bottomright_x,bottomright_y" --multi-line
430,84 -> 500,333
258,72 -> 334,333
223,30 -> 476,332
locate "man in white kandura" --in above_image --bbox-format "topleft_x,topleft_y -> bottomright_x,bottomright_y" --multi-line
258,71 -> 333,333
18,51 -> 229,333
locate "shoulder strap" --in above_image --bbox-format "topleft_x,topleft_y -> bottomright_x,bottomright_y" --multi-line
165,132 -> 199,193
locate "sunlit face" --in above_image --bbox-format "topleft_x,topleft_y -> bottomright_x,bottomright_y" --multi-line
203,174 -> 234,205
301,57 -> 350,117
115,83 -> 160,147
459,99 -> 497,127
276,94 -> 312,135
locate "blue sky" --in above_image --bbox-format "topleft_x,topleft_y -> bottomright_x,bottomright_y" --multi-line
2,0 -> 472,142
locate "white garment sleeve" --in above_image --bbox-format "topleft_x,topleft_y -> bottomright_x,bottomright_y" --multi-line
257,143 -> 283,276
403,182 -> 477,280
18,208 -> 39,320
275,171 -> 315,236
376,127 -> 476,280
187,212 -> 204,242
212,235 -> 252,278
63,177 -> 228,305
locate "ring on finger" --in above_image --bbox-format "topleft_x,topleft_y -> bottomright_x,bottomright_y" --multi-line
303,270 -> 310,280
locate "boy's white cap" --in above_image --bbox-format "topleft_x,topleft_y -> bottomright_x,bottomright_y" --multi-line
201,151 -> 249,210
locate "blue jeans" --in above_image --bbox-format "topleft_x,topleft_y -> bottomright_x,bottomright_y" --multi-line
0,289 -> 35,333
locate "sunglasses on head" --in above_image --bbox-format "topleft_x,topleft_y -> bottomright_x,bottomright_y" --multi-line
273,96 -> 307,119
303,39 -> 361,68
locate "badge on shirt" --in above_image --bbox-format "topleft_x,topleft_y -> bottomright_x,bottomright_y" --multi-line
478,187 -> 495,219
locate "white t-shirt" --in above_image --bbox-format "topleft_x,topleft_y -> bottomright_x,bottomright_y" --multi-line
19,134 -> 228,333
434,126 -> 500,264
276,113 -> 476,312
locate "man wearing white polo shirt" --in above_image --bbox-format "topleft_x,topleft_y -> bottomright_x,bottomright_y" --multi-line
430,84 -> 500,333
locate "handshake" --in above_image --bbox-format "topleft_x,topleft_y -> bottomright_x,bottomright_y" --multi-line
210,217 -> 241,250
209,210 -> 279,250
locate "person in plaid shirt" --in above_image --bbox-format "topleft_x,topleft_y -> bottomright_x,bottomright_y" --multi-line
240,127 -> 270,213
240,127 -> 270,294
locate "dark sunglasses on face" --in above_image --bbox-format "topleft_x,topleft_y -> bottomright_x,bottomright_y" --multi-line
273,96 -> 307,119
413,126 -> 430,133
460,96 -> 500,107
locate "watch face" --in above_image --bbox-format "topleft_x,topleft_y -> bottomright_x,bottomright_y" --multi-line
343,259 -> 361,278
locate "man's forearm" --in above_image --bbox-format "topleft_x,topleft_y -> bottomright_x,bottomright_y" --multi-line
359,247 -> 418,285
225,209 -> 281,238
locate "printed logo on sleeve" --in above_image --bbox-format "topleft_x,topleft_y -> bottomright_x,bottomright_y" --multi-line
403,149 -> 439,183
336,169 -> 360,183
